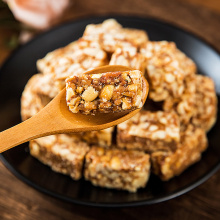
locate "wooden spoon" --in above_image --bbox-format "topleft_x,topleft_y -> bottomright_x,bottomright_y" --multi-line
0,65 -> 149,153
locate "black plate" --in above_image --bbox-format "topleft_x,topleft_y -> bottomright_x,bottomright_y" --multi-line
0,16 -> 220,207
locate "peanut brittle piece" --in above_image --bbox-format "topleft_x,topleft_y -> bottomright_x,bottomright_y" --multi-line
192,75 -> 217,131
21,74 -> 59,120
30,134 -> 90,180
84,146 -> 150,192
80,127 -> 114,147
83,19 -> 122,41
141,41 -> 196,101
117,111 -> 180,152
109,47 -> 146,74
37,38 -> 108,90
163,75 -> 196,125
151,124 -> 208,180
83,19 -> 148,53
163,74 -> 217,131
100,28 -> 148,53
66,70 -> 146,114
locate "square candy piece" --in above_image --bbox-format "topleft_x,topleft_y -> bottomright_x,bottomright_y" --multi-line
84,146 -> 150,192
30,134 -> 90,180
66,70 -> 146,114
163,74 -> 217,131
83,19 -> 122,41
37,38 -> 108,90
109,47 -> 146,74
141,41 -> 196,101
192,75 -> 217,132
163,75 -> 196,125
83,19 -> 148,53
151,124 -> 208,180
99,28 -> 148,53
36,40 -> 79,73
80,127 -> 114,147
21,74 -> 59,121
117,111 -> 180,152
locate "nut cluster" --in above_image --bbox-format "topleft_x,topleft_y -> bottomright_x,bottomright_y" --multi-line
140,41 -> 196,101
37,38 -> 109,90
192,75 -> 217,131
30,134 -> 90,180
117,111 -> 180,152
84,146 -> 150,192
66,70 -> 144,115
109,47 -> 146,74
151,124 -> 208,180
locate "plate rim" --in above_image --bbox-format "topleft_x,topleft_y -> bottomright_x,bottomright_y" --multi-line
0,15 -> 220,207
1,152 -> 220,207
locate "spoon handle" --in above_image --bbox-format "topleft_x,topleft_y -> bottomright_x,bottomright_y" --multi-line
0,89 -> 73,153
0,107 -> 58,153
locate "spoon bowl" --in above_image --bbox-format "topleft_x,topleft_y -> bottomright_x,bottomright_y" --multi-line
0,65 -> 148,153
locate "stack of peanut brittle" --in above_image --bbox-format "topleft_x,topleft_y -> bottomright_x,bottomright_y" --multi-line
21,19 -> 217,192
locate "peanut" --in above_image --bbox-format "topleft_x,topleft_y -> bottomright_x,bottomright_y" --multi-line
110,156 -> 121,170
69,97 -> 80,106
91,73 -> 102,79
122,97 -> 132,109
128,84 -> 138,92
76,86 -> 83,94
81,86 -> 99,101
66,88 -> 75,101
99,85 -> 114,101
